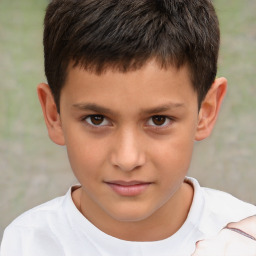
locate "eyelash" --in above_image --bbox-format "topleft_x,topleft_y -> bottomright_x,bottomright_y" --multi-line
81,115 -> 174,129
81,115 -> 111,129
146,115 -> 173,128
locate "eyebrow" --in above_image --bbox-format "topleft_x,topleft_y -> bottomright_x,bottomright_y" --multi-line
72,103 -> 115,115
72,102 -> 185,115
142,103 -> 185,115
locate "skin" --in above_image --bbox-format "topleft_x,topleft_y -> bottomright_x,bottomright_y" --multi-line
37,60 -> 227,242
227,215 -> 256,237
192,216 -> 256,256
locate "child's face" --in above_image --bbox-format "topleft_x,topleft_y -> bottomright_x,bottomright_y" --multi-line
60,61 -> 198,220
38,60 -> 226,226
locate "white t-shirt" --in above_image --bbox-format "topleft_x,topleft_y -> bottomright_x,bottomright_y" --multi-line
1,177 -> 256,256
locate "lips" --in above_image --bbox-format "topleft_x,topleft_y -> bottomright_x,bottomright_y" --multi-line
105,180 -> 152,196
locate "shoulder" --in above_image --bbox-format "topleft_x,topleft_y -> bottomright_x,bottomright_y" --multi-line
202,186 -> 256,219
187,177 -> 256,219
186,177 -> 256,236
8,194 -> 66,229
1,191 -> 73,255
2,194 -> 66,246
202,186 -> 256,235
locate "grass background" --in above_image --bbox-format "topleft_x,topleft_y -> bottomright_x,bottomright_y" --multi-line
0,0 -> 256,239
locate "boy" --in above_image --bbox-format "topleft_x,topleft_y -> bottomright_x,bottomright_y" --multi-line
1,0 -> 256,255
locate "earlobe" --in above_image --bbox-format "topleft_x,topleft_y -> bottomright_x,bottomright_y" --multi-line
195,77 -> 227,141
37,83 -> 65,145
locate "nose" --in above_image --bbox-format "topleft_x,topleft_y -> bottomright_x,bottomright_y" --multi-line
110,128 -> 146,172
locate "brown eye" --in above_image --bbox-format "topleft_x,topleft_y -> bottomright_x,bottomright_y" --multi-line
85,115 -> 110,126
90,115 -> 104,125
152,116 -> 167,126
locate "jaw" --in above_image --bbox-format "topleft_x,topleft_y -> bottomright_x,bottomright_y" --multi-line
73,179 -> 193,241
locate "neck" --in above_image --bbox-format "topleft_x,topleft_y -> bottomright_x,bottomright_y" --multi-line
72,182 -> 193,241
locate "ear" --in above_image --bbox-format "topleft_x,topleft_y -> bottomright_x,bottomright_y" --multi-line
37,83 -> 65,145
195,77 -> 227,141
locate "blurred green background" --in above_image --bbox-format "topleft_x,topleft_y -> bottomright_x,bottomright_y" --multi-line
0,0 -> 256,239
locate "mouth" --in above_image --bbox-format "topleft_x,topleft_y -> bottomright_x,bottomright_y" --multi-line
104,180 -> 152,197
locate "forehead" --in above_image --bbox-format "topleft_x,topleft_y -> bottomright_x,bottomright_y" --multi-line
66,59 -> 193,86
61,61 -> 197,112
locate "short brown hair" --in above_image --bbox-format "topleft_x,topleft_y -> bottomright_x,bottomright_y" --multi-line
44,0 -> 220,112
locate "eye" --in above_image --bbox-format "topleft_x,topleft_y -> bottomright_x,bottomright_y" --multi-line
147,115 -> 172,127
84,115 -> 111,127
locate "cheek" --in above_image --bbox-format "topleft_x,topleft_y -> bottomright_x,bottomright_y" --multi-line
155,138 -> 194,195
151,133 -> 194,171
64,132 -> 106,181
